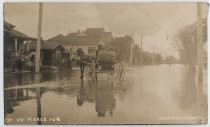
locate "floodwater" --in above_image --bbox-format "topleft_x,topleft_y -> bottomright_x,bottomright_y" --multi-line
4,64 -> 207,125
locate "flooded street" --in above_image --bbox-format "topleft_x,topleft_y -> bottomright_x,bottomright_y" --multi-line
4,64 -> 207,124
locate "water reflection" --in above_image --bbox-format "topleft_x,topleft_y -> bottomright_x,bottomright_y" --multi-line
5,65 -> 206,124
95,81 -> 116,117
179,66 -> 207,124
36,88 -> 42,125
4,69 -> 76,88
5,87 -> 46,124
4,90 -> 17,115
181,67 -> 197,111
4,68 -> 132,124
77,79 -> 116,117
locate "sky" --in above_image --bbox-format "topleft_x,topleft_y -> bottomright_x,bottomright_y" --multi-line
4,2 -> 209,58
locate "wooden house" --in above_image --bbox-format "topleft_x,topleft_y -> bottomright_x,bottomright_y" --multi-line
65,28 -> 112,57
29,41 -> 69,66
4,21 -> 35,71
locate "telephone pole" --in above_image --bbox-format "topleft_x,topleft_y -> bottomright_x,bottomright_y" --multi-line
130,33 -> 134,66
35,3 -> 43,73
140,34 -> 143,65
160,50 -> 162,64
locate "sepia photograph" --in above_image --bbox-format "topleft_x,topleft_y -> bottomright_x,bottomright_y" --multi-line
3,2 -> 209,125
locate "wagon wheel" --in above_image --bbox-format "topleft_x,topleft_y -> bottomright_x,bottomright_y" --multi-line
85,65 -> 92,80
114,62 -> 125,83
92,60 -> 97,81
86,60 -> 97,82
119,70 -> 125,84
107,72 -> 114,81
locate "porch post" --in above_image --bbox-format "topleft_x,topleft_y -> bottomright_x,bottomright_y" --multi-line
14,37 -> 18,56
26,41 -> 30,51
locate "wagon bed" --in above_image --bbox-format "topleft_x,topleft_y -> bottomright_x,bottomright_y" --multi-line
84,60 -> 125,83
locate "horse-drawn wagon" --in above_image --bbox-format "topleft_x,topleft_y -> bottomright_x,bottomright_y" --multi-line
77,47 -> 125,83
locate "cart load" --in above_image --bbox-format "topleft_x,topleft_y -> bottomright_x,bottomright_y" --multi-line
97,48 -> 116,70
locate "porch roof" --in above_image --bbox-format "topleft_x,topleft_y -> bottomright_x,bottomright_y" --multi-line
4,21 -> 15,31
4,21 -> 35,40
5,29 -> 35,40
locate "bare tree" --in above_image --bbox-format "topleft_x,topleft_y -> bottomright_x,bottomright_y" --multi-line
173,19 -> 207,68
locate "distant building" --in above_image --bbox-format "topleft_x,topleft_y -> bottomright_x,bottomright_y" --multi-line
44,28 -> 112,67
69,36 -> 102,56
29,41 -> 69,66
47,33 -> 70,46
85,28 -> 112,42
66,28 -> 112,56
46,33 -> 75,62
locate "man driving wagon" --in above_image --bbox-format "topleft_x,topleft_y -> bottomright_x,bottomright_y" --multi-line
77,42 -> 123,82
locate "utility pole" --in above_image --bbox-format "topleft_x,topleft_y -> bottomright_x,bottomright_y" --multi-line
140,34 -> 143,65
130,33 -> 133,66
160,50 -> 162,64
35,3 -> 43,73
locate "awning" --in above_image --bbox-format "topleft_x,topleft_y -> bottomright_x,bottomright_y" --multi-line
5,29 -> 35,40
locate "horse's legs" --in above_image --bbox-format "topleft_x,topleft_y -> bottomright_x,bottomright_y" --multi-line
80,64 -> 83,79
83,66 -> 85,77
80,64 -> 85,79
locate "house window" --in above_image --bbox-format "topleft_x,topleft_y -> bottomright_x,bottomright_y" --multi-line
88,47 -> 96,56
56,50 -> 61,59
7,41 -> 14,51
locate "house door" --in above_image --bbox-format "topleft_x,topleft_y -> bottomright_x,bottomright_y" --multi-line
42,50 -> 52,66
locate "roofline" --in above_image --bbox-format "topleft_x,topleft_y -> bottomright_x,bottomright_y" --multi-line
4,20 -> 16,28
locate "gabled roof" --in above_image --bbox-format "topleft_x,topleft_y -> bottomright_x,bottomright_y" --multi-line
47,33 -> 70,45
66,32 -> 78,37
5,29 -> 33,39
46,28 -> 112,46
103,32 -> 112,37
85,28 -> 105,36
77,31 -> 87,36
69,36 -> 101,45
65,33 -> 77,43
4,21 -> 35,40
4,21 -> 15,31
42,43 -> 62,49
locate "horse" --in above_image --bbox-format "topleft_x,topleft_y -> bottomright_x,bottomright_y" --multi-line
76,48 -> 97,79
